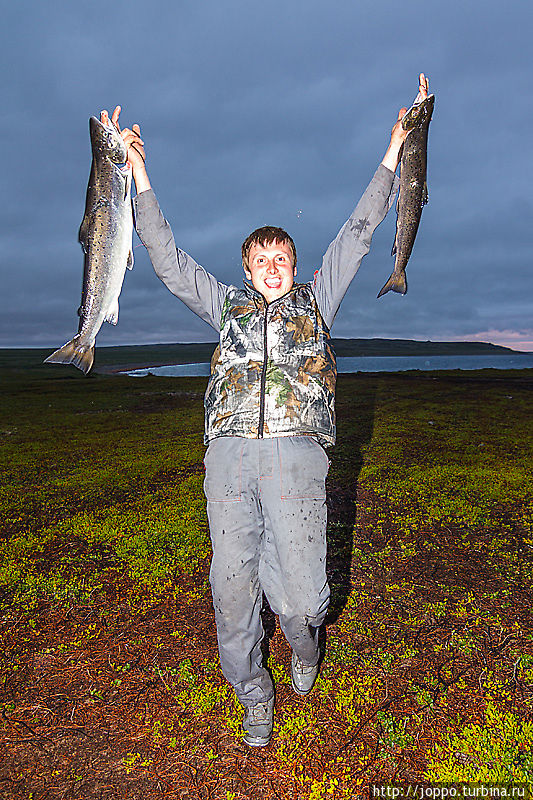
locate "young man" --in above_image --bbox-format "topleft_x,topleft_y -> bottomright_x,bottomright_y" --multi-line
107,73 -> 428,747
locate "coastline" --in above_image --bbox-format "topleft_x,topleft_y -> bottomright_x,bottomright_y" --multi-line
1,339 -> 531,377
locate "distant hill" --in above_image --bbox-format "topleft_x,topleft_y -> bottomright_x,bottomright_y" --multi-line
96,338 -> 528,371
1,338 -> 527,374
93,338 -> 523,370
330,338 -> 519,357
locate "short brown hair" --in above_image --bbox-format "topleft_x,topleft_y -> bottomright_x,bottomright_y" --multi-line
241,226 -> 297,269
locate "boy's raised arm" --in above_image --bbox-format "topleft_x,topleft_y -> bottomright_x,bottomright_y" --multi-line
101,106 -> 227,331
313,73 -> 429,329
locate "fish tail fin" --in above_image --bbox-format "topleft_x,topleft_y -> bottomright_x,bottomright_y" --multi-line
44,336 -> 95,374
377,271 -> 407,298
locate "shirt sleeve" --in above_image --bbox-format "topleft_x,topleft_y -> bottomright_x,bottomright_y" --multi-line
312,164 -> 399,329
133,189 -> 227,332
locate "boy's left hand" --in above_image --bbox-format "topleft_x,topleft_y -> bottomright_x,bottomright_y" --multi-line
391,73 -> 430,148
382,73 -> 429,172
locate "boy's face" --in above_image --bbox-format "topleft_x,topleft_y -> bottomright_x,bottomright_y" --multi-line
245,239 -> 297,304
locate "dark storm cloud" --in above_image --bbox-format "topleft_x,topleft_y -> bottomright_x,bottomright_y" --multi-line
2,0 -> 531,349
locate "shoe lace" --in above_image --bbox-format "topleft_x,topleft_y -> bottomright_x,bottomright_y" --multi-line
294,655 -> 316,674
248,702 -> 270,722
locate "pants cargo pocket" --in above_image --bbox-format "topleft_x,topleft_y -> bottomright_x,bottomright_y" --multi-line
278,437 -> 329,500
204,437 -> 244,501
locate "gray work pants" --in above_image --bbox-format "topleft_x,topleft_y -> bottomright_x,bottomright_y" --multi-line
203,435 -> 330,707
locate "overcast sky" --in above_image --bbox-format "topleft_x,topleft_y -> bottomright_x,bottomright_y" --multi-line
2,0 -> 532,351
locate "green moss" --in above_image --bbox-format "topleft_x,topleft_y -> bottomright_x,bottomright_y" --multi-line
0,371 -> 210,609
1,472 -> 208,608
425,699 -> 533,782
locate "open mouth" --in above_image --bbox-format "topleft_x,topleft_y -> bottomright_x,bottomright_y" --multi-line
264,277 -> 282,288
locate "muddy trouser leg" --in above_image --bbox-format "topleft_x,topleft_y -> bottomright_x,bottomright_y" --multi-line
204,437 -> 273,707
204,436 -> 330,706
258,437 -> 330,666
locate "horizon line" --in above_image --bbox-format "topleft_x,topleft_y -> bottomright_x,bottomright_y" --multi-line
2,336 -> 533,354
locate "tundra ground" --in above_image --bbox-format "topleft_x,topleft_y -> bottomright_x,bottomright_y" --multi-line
1,355 -> 532,799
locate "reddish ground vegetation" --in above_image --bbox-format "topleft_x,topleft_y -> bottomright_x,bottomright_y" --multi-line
1,484 -> 531,799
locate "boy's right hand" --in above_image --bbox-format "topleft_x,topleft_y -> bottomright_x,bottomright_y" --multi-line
100,106 -> 151,193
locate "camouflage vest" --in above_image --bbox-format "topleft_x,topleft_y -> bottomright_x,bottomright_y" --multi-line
204,283 -> 337,446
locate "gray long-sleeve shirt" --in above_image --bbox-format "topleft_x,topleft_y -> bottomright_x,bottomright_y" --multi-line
133,163 -> 399,332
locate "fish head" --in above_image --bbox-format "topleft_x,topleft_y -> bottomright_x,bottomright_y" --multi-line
401,94 -> 435,132
89,116 -> 128,165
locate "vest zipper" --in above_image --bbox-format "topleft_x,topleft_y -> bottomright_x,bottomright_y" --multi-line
257,304 -> 269,438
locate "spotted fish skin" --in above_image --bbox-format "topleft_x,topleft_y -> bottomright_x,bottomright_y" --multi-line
45,116 -> 133,373
378,94 -> 434,298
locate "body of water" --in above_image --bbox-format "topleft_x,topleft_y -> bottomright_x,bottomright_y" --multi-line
123,353 -> 533,377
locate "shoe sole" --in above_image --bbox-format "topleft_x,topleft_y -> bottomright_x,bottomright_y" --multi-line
243,733 -> 271,747
291,677 -> 313,696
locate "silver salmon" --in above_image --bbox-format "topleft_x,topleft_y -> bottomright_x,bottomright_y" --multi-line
45,116 -> 133,373
378,94 -> 434,298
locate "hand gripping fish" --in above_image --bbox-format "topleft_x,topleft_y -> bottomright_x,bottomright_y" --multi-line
378,93 -> 435,298
45,116 -> 134,373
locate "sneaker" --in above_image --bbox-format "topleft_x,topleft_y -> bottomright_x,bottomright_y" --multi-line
291,650 -> 319,696
242,697 -> 274,747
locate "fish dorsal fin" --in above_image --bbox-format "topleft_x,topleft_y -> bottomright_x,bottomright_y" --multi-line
126,249 -> 134,270
104,298 -> 119,326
